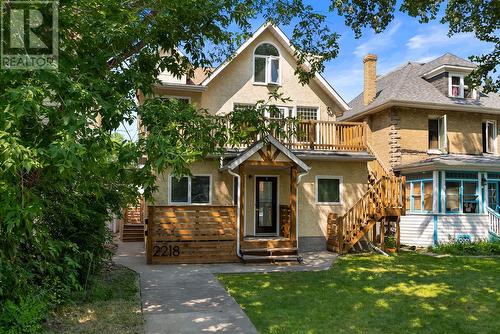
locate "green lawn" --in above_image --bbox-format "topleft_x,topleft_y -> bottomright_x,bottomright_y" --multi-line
218,253 -> 500,334
44,263 -> 143,334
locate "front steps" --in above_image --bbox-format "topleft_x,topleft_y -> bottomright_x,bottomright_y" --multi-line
122,224 -> 144,242
240,246 -> 302,263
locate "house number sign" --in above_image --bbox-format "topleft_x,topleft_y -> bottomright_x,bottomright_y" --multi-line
152,245 -> 180,257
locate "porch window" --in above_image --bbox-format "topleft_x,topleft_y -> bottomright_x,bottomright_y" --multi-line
169,175 -> 211,204
316,176 -> 341,204
405,172 -> 433,213
445,172 -> 479,213
482,120 -> 497,154
254,43 -> 280,85
428,115 -> 447,152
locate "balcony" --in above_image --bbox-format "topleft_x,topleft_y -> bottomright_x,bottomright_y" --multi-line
226,120 -> 367,152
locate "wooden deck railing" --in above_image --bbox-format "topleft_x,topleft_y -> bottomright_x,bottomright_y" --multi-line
327,176 -> 406,254
226,120 -> 367,152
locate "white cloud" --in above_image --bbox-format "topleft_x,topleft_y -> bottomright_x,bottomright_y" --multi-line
353,20 -> 402,58
406,26 -> 475,50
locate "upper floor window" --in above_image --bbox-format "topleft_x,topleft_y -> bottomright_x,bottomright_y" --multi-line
428,115 -> 447,152
448,73 -> 464,98
483,120 -> 497,154
254,43 -> 280,85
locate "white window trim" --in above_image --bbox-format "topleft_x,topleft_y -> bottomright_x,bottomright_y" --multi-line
428,115 -> 448,153
168,174 -> 212,205
253,42 -> 281,86
315,175 -> 343,205
483,119 -> 498,155
448,73 -> 464,98
159,95 -> 192,103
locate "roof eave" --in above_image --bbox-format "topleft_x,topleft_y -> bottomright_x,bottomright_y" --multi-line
343,99 -> 500,121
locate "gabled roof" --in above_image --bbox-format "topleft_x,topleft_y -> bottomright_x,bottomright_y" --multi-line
200,22 -> 350,112
341,53 -> 500,121
221,135 -> 311,172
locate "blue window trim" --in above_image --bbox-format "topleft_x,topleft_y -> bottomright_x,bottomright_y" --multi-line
444,178 -> 480,214
407,178 -> 433,213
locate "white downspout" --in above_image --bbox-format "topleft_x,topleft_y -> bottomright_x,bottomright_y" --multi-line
296,170 -> 309,250
228,169 -> 243,259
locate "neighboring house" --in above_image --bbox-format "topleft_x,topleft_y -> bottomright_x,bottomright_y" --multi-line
137,23 -> 406,263
341,53 -> 500,246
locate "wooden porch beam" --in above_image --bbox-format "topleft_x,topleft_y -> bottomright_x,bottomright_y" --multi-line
239,165 -> 246,243
290,165 -> 298,242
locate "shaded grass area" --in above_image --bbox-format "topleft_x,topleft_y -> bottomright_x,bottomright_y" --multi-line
218,253 -> 500,334
44,263 -> 143,334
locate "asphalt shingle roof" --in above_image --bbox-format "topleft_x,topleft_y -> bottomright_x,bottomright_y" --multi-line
341,53 -> 500,120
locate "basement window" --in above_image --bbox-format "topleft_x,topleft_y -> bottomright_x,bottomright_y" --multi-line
169,175 -> 211,204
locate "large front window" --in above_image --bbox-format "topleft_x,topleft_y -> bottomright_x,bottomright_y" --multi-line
445,172 -> 479,214
405,173 -> 433,213
169,175 -> 211,204
254,43 -> 280,85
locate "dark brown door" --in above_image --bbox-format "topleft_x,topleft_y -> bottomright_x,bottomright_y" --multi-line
255,176 -> 278,234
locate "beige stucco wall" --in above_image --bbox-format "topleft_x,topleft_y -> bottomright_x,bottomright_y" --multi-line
298,160 -> 368,237
152,160 -> 233,206
152,29 -> 343,119
150,157 -> 368,239
366,107 -> 500,169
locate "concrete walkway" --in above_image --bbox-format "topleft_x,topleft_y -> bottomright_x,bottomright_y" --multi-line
113,242 -> 337,334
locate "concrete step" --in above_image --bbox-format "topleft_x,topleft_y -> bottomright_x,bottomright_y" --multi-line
242,254 -> 303,263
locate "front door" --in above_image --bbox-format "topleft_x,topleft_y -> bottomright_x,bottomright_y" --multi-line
255,176 -> 278,235
488,181 -> 500,212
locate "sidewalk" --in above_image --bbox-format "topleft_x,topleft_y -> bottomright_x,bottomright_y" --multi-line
113,241 -> 337,334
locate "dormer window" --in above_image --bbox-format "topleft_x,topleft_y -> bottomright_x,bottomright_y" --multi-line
448,73 -> 464,98
254,43 -> 280,85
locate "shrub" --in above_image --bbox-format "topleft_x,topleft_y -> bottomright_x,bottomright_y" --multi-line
431,239 -> 500,256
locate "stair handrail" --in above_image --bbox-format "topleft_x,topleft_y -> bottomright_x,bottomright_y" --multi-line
487,206 -> 500,237
327,175 -> 406,254
366,142 -> 391,178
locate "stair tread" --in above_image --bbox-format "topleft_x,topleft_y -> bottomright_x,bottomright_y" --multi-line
242,254 -> 300,260
241,247 -> 297,253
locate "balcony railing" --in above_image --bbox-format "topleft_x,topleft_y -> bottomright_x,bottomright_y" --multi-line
226,120 -> 367,152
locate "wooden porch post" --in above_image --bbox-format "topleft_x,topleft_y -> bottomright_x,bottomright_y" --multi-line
396,217 -> 401,250
290,166 -> 297,243
380,218 -> 385,250
239,165 -> 246,243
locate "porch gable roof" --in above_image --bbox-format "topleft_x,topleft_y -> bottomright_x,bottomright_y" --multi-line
221,135 -> 311,173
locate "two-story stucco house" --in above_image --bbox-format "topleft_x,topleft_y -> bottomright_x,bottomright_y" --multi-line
342,53 -> 500,247
136,23 -> 407,263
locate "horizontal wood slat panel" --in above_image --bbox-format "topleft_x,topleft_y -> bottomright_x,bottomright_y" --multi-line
147,205 -> 238,264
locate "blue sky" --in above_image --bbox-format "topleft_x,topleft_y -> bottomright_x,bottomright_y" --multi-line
271,2 -> 495,102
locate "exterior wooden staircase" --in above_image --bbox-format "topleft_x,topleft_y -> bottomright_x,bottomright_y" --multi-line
120,201 -> 145,242
327,176 -> 406,254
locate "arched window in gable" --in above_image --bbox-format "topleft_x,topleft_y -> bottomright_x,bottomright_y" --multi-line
254,43 -> 280,84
